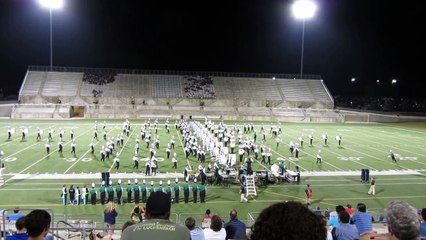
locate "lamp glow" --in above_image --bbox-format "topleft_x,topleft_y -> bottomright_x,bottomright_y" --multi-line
39,0 -> 63,9
292,0 -> 317,20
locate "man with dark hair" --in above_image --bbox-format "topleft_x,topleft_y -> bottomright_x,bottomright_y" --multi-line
249,201 -> 327,240
185,217 -> 205,240
224,209 -> 246,240
335,211 -> 358,240
5,217 -> 27,240
351,203 -> 373,236
25,210 -> 51,240
121,191 -> 190,240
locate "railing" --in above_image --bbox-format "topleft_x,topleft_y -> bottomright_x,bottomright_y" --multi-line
27,66 -> 322,80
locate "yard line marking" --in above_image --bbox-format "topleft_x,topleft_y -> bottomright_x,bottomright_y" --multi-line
175,123 -> 192,170
277,129 -> 345,171
108,125 -> 136,172
4,127 -> 93,182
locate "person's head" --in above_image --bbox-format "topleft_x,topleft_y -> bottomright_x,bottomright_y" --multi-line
104,202 -> 116,214
346,204 -> 352,209
210,215 -> 223,232
230,209 -> 238,220
336,205 -> 345,213
250,201 -> 327,240
146,191 -> 171,220
133,206 -> 140,214
421,208 -> 426,221
15,217 -> 26,232
13,207 -> 20,214
25,209 -> 51,238
385,201 -> 420,240
338,211 -> 351,224
205,209 -> 211,215
121,221 -> 135,232
185,217 -> 196,230
357,203 -> 367,213
307,184 -> 310,188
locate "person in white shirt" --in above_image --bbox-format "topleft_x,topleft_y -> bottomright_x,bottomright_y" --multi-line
203,215 -> 226,240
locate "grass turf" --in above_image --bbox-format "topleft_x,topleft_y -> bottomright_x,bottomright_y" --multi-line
1,119 -> 426,226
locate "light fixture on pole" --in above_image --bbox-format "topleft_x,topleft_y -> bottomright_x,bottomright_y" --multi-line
39,0 -> 64,68
292,0 -> 317,78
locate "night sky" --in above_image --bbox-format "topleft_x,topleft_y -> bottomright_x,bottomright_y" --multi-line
0,0 -> 425,97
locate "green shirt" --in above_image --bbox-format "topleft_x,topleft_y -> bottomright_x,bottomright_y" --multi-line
141,185 -> 147,193
199,184 -> 206,192
121,219 -> 190,240
90,188 -> 97,195
107,186 -> 114,193
116,185 -> 122,193
100,186 -> 105,193
133,184 -> 140,192
126,185 -> 132,193
157,186 -> 163,192
166,186 -> 172,193
192,184 -> 198,193
149,186 -> 155,193
183,183 -> 189,190
174,184 -> 180,191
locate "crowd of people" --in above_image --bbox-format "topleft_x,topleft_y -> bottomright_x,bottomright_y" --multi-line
82,72 -> 116,85
334,95 -> 426,112
4,196 -> 424,240
184,76 -> 216,99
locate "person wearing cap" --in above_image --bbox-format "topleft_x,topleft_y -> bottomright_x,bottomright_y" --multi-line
183,178 -> 190,203
149,181 -> 156,196
192,179 -> 199,203
116,180 -> 123,205
90,183 -> 97,205
158,181 -> 164,193
141,180 -> 147,203
100,181 -> 106,205
199,182 -> 207,203
166,180 -> 172,200
121,192 -> 191,240
174,179 -> 180,203
126,180 -> 132,203
133,180 -> 140,204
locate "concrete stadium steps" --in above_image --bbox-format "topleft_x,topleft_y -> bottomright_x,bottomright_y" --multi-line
213,77 -> 282,101
152,75 -> 183,98
11,104 -> 57,118
41,72 -> 83,97
20,71 -> 45,96
279,79 -> 315,102
306,80 -> 333,102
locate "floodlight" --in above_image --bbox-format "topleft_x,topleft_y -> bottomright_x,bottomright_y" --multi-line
292,0 -> 317,20
376,80 -> 380,83
272,77 -> 276,80
351,78 -> 356,82
392,79 -> 397,84
39,0 -> 63,9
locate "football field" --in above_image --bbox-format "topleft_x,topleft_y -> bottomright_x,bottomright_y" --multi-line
1,119 -> 426,225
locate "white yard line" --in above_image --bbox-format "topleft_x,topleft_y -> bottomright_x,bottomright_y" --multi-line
108,126 -> 136,172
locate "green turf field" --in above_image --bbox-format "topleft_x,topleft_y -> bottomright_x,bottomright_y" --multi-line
1,119 -> 426,226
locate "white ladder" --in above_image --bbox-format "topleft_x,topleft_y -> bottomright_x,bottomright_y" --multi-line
245,175 -> 257,197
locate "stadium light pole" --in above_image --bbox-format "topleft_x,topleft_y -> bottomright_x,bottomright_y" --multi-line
39,0 -> 63,68
292,0 -> 317,78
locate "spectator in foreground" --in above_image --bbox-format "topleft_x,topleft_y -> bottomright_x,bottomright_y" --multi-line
121,191 -> 190,240
25,210 -> 51,240
201,209 -> 212,228
5,217 -> 28,240
103,202 -> 118,235
350,203 -> 373,236
185,217 -> 205,240
7,208 -> 25,222
421,208 -> 426,239
224,209 -> 246,240
335,211 -> 358,240
203,215 -> 226,240
249,201 -> 327,240
360,201 -> 420,240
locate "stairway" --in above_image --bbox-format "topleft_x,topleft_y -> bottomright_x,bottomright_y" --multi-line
245,175 -> 257,197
